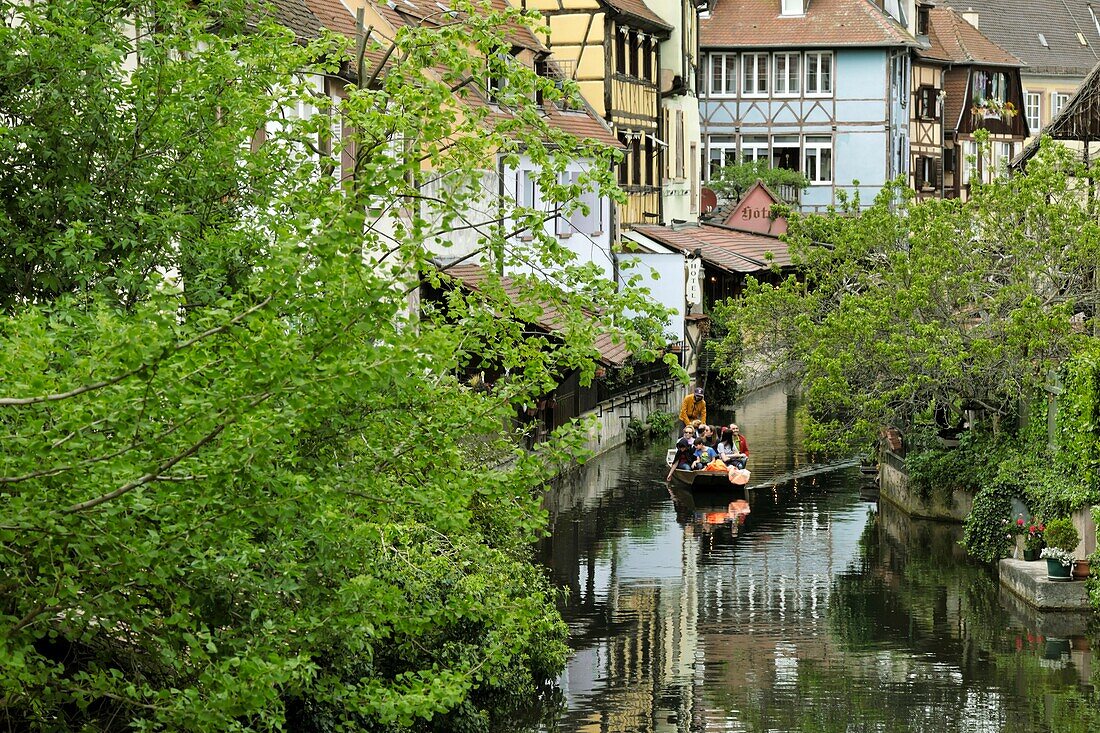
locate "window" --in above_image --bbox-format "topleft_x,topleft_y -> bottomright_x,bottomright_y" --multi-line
707,135 -> 738,176
804,135 -> 832,183
558,171 -> 603,236
805,52 -> 832,95
690,143 -> 698,214
631,135 -> 642,185
943,146 -> 955,173
615,28 -> 627,74
741,134 -> 769,163
643,37 -> 653,80
519,170 -> 538,209
629,32 -> 640,77
617,134 -> 629,185
914,155 -> 934,189
971,70 -> 1008,106
996,141 -> 1015,175
772,134 -> 800,171
1052,92 -> 1070,118
742,53 -> 768,96
675,111 -> 685,178
1025,92 -> 1041,131
916,85 -> 938,119
708,53 -> 737,96
774,52 -> 801,95
917,5 -> 929,35
780,0 -> 804,15
644,134 -> 655,186
961,140 -> 977,185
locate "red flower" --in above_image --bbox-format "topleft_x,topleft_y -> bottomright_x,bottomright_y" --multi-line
1017,517 -> 1025,526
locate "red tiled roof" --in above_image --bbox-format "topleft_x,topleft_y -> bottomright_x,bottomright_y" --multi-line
303,0 -> 391,71
629,224 -> 793,272
266,0 -> 324,39
603,0 -> 672,33
444,264 -> 632,366
701,0 -> 916,49
920,7 -> 1021,66
943,66 -> 969,129
357,0 -> 618,148
374,0 -> 546,52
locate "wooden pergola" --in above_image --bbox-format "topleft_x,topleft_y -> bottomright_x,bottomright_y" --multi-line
1014,59 -> 1100,169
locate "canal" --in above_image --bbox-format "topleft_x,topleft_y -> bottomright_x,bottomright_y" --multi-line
532,383 -> 1097,732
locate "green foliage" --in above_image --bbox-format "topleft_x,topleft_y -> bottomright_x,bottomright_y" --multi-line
1043,518 -> 1080,552
625,416 -> 646,444
1056,343 -> 1100,500
707,159 -> 809,203
712,141 -> 1100,453
904,433 -> 994,505
0,1 -> 672,729
645,410 -> 676,440
961,483 -> 1014,564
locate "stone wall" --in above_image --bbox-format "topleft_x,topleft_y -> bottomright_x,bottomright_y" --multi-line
880,452 -> 1097,560
580,380 -> 687,457
878,449 -> 974,521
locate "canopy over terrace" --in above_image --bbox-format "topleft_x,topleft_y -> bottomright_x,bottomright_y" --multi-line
628,223 -> 793,289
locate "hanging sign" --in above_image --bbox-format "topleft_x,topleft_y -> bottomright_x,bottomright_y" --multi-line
686,257 -> 702,306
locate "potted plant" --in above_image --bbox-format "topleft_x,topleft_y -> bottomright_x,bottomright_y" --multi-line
1040,517 -> 1079,581
1023,518 -> 1045,561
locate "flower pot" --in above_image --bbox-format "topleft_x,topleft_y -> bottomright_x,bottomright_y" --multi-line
1046,558 -> 1073,581
1072,559 -> 1091,580
1023,548 -> 1040,562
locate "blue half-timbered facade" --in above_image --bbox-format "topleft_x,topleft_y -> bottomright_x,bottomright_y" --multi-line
699,0 -> 916,213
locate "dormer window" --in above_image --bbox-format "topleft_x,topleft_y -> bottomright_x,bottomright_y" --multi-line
780,0 -> 804,17
917,6 -> 929,36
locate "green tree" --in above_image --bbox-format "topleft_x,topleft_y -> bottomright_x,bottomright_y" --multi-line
706,158 -> 808,203
0,0 -> 670,729
712,139 -> 1100,453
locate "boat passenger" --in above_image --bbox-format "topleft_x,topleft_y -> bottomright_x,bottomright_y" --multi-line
725,424 -> 749,469
700,424 -> 718,448
716,428 -> 737,461
678,388 -> 707,428
690,438 -> 717,471
666,427 -> 697,480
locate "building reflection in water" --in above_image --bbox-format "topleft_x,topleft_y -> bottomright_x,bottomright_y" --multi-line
533,383 -> 1096,733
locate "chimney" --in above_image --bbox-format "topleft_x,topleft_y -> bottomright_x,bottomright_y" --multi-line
961,7 -> 979,29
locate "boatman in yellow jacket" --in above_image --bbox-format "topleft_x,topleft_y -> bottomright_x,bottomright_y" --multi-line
678,387 -> 706,428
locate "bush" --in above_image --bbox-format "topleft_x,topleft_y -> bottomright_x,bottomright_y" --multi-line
645,410 -> 676,440
1043,517 -> 1079,552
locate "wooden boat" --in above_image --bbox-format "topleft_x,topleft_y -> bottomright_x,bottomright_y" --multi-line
666,449 -> 750,489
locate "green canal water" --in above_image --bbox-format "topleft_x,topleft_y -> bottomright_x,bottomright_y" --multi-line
531,383 -> 1097,732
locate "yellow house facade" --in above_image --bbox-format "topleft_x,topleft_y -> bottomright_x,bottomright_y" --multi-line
519,0 -> 672,229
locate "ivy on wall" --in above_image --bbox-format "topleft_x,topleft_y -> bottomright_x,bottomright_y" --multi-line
1056,343 -> 1100,503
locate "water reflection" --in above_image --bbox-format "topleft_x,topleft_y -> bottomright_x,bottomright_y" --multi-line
532,384 -> 1097,732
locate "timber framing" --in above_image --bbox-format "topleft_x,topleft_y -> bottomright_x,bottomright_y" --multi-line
523,0 -> 670,227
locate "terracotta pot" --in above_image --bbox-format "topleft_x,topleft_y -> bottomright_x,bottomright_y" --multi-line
1072,559 -> 1091,580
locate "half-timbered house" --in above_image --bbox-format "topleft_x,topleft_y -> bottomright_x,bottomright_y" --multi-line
649,0 -> 705,225
918,4 -> 1027,198
943,0 -> 1100,142
699,0 -> 916,213
518,0 -> 672,228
